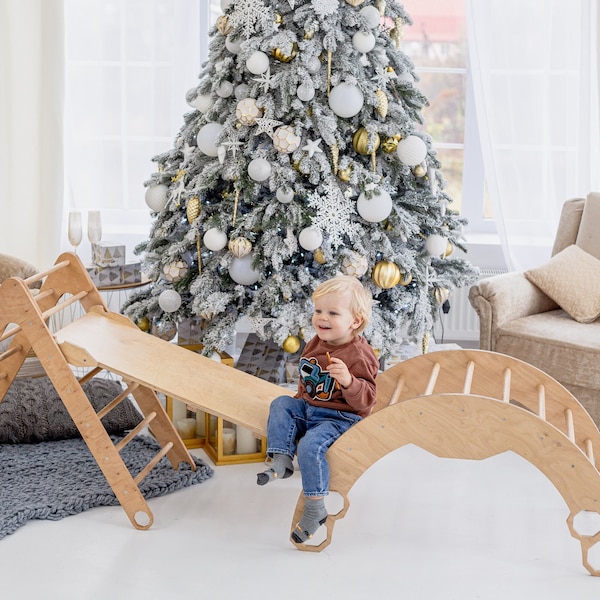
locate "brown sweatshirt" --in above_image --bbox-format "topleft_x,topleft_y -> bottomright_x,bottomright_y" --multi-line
295,335 -> 379,418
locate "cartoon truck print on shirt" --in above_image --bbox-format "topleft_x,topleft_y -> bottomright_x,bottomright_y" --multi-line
299,357 -> 335,401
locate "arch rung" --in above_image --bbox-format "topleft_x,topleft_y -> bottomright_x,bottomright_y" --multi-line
585,438 -> 595,464
502,368 -> 511,403
463,360 -> 475,394
389,375 -> 405,406
424,362 -> 440,396
40,290 -> 89,321
565,408 -> 575,442
537,385 -> 546,421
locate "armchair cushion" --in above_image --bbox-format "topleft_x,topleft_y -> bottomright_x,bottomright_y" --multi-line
0,253 -> 38,286
524,245 -> 600,323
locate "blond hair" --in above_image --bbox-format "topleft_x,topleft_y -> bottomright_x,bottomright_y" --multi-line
312,275 -> 372,335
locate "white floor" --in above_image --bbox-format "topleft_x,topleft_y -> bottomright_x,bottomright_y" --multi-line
0,444 -> 598,600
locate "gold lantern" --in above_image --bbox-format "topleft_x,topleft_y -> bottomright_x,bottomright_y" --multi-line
371,260 -> 401,289
353,127 -> 381,156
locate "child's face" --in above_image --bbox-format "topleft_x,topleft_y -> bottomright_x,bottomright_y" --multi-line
311,290 -> 363,346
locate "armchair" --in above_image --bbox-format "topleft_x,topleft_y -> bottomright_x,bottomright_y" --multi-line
469,194 -> 600,426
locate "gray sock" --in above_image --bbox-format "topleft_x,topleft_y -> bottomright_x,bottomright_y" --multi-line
256,453 -> 294,485
291,497 -> 327,543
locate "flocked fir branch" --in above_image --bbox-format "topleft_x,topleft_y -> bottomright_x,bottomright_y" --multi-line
123,0 -> 479,359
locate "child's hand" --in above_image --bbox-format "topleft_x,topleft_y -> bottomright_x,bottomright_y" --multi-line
327,356 -> 352,389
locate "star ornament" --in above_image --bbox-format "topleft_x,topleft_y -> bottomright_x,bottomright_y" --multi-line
302,138 -> 323,158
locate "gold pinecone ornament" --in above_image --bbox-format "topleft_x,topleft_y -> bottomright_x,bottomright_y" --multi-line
186,196 -> 200,224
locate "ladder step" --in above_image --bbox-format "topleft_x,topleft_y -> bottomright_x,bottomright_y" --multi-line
97,382 -> 140,420
134,442 -> 174,485
115,411 -> 157,452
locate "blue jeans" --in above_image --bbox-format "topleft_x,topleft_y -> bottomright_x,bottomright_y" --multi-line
266,395 -> 362,497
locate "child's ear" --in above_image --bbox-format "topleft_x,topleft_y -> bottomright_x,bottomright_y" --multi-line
351,314 -> 364,330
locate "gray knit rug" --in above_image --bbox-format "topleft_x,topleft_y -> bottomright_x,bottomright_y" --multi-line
0,434 -> 213,540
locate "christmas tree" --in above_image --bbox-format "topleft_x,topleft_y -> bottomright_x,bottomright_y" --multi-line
123,0 -> 478,358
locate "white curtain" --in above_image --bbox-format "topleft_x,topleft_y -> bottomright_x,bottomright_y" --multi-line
467,0 -> 600,271
0,0 -> 64,268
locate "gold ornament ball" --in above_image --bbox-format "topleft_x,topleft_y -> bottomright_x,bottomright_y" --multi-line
228,236 -> 252,258
137,316 -> 150,332
272,43 -> 299,63
413,164 -> 427,178
399,271 -> 412,286
337,165 -> 353,182
434,286 -> 450,305
282,335 -> 301,354
371,260 -> 401,289
352,127 -> 380,156
186,196 -> 200,223
382,134 -> 401,153
313,248 -> 327,264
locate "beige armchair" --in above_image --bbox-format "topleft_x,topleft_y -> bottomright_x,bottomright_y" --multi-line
469,194 -> 600,426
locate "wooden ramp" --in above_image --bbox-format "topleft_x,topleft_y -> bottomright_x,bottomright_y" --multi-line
2,253 -> 600,576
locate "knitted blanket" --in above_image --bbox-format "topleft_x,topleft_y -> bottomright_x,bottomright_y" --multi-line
0,434 -> 213,540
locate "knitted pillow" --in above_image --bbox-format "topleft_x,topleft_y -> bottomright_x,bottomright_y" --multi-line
524,245 -> 600,323
0,377 -> 143,443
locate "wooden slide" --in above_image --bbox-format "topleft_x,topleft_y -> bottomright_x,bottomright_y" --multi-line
1,253 -> 600,576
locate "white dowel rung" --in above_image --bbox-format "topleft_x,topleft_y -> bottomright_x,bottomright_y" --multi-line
565,408 -> 575,442
389,375 -> 405,406
584,439 -> 595,465
23,259 -> 70,286
40,290 -> 88,320
502,368 -> 511,403
424,362 -> 440,396
463,360 -> 475,394
537,385 -> 546,420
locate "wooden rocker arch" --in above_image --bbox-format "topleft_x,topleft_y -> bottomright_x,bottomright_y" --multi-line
291,350 -> 600,577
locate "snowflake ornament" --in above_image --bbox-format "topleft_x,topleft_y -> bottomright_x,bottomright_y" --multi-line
311,0 -> 338,17
229,0 -> 272,38
254,117 -> 284,137
307,180 -> 360,249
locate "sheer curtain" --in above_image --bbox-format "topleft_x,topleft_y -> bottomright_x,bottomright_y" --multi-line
467,0 -> 600,271
62,0 -> 204,264
0,0 -> 64,268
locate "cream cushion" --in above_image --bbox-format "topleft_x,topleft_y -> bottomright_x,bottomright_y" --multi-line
524,245 -> 600,323
576,192 -> 600,259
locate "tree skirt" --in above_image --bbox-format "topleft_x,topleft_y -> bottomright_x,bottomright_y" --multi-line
0,434 -> 213,540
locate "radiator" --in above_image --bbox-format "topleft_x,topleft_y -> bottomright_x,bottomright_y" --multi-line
434,269 -> 508,343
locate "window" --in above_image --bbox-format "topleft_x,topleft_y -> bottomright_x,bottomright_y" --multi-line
63,0 -> 202,248
402,0 -> 494,233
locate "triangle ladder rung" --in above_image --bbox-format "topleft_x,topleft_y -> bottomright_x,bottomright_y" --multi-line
134,442 -> 174,485
115,411 -> 157,452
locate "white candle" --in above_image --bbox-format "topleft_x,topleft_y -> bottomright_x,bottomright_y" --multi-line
222,427 -> 236,455
176,418 -> 197,440
236,426 -> 258,454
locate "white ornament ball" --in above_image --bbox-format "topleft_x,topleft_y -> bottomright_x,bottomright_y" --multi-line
341,252 -> 369,277
328,82 -> 364,118
203,228 -> 228,252
425,234 -> 448,257
272,126 -> 301,154
305,56 -> 321,73
193,93 -> 214,113
236,97 -> 262,126
220,0 -> 233,11
396,135 -> 428,167
248,157 -> 272,182
225,35 -> 243,54
352,30 -> 376,53
162,260 -> 189,283
145,184 -> 169,212
246,51 -> 270,75
357,188 -> 393,223
297,83 -> 315,102
196,122 -> 223,157
216,80 -> 234,98
234,83 -> 250,99
151,319 -> 177,341
360,5 -> 381,28
229,254 -> 260,285
276,188 -> 294,203
298,227 -> 323,251
158,289 -> 182,313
